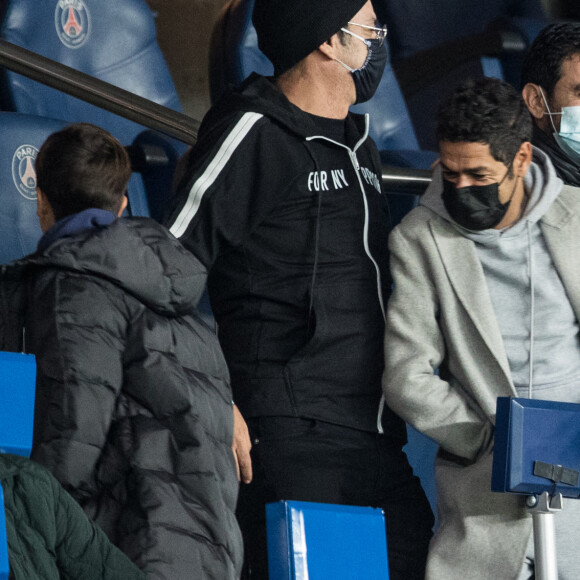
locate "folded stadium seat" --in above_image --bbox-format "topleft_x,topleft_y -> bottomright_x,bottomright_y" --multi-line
374,0 -> 549,149
0,0 -> 185,218
498,16 -> 553,90
0,351 -> 36,579
210,0 -> 439,515
127,130 -> 184,223
266,501 -> 390,580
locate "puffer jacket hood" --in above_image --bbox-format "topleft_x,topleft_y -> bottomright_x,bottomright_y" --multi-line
27,217 -> 206,317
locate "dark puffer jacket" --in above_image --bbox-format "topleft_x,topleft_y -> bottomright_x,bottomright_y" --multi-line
0,453 -> 144,579
0,218 -> 242,579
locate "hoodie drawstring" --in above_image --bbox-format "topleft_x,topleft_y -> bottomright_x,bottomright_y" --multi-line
527,222 -> 535,399
303,143 -> 322,332
308,189 -> 323,329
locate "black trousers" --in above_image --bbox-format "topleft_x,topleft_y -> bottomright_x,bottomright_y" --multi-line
237,417 -> 434,580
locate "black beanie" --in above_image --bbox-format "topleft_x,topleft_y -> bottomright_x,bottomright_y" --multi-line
253,0 -> 368,76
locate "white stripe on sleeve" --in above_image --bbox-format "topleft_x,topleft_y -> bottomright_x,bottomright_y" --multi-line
169,112 -> 264,238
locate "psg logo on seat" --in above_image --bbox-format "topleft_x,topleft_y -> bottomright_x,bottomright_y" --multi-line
55,0 -> 91,49
11,145 -> 38,201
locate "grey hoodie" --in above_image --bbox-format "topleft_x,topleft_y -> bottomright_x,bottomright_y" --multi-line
421,147 -> 580,401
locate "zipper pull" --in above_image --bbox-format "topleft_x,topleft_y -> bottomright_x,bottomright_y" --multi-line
349,150 -> 360,171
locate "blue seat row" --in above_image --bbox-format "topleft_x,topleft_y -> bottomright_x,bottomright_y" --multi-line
0,0 -> 186,258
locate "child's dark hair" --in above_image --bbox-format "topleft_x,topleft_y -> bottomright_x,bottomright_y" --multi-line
35,123 -> 131,220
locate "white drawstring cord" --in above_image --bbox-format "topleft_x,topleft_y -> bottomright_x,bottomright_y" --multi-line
527,222 -> 535,399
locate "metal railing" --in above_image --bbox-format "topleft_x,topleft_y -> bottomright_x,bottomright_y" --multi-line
0,39 -> 431,196
382,166 -> 431,195
0,39 -> 199,145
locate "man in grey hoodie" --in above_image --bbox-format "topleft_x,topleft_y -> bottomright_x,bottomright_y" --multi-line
383,76 -> 580,580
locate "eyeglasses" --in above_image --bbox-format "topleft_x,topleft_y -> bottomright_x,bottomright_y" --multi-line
347,22 -> 388,47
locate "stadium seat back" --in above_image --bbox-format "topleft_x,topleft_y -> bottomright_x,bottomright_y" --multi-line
375,0 -> 548,149
0,0 -> 182,142
0,113 -> 68,262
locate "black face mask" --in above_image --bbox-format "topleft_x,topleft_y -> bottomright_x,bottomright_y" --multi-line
441,168 -> 514,231
351,38 -> 388,104
337,31 -> 388,105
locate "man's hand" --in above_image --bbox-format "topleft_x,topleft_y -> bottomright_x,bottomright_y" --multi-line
232,404 -> 253,484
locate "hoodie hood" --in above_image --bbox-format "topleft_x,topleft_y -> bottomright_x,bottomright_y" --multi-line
203,73 -> 368,144
421,146 -> 564,244
28,217 -> 206,316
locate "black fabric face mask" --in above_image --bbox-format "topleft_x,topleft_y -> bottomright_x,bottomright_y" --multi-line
441,171 -> 513,231
351,38 -> 388,105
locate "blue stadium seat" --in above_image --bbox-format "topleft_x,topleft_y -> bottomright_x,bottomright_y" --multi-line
0,352 -> 36,457
498,16 -> 553,89
209,0 -> 273,103
129,130 -> 184,223
375,0 -> 549,149
0,113 -> 68,262
0,0 -> 184,219
0,0 -> 181,141
0,349 -> 37,578
266,501 -> 390,580
374,0 -> 546,63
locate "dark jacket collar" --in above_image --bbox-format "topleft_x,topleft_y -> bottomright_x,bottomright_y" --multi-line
203,73 -> 368,145
532,125 -> 580,188
37,209 -> 116,253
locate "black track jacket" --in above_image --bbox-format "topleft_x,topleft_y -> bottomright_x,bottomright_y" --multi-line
166,74 -> 406,440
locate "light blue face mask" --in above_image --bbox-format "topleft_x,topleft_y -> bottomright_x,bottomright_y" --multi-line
558,106 -> 580,156
540,87 -> 580,163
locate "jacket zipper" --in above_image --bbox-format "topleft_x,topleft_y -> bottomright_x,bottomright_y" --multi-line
306,114 -> 386,434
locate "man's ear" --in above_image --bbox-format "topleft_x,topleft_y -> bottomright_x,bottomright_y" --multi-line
116,195 -> 128,217
318,32 -> 343,60
514,141 -> 533,178
522,83 -> 547,121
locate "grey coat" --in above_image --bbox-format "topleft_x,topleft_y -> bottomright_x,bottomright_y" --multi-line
383,184 -> 580,580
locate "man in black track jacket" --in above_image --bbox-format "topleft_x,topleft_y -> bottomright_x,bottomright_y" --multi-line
164,1 -> 433,578
0,123 -> 242,580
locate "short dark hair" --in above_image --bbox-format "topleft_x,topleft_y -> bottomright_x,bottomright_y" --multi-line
35,123 -> 131,221
436,77 -> 532,166
521,22 -> 580,97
